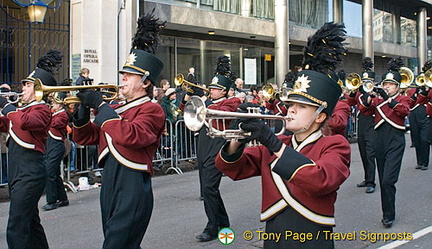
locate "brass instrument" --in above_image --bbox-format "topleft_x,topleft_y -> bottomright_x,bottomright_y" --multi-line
399,67 -> 414,89
0,92 -> 23,104
184,96 -> 288,139
33,78 -> 118,104
415,73 -> 425,86
262,83 -> 291,101
345,73 -> 361,91
423,69 -> 432,88
174,73 -> 209,93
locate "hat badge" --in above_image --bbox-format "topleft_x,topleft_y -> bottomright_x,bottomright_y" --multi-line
386,72 -> 394,80
211,76 -> 219,84
293,74 -> 311,93
362,72 -> 368,78
125,52 -> 137,65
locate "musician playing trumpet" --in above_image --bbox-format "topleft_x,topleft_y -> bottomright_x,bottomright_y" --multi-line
215,22 -> 350,249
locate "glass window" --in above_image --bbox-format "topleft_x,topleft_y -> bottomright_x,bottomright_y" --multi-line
401,17 -> 417,47
342,0 -> 362,38
289,0 -> 329,29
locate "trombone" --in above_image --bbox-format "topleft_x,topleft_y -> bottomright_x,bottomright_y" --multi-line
184,96 -> 287,139
33,78 -> 118,104
174,73 -> 209,94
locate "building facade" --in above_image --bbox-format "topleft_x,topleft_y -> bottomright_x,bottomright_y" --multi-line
1,0 -> 432,89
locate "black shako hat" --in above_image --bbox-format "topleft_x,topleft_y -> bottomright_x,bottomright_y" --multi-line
361,57 -> 375,81
381,57 -> 403,85
119,10 -> 165,85
209,55 -> 232,92
22,50 -> 62,87
286,22 -> 347,116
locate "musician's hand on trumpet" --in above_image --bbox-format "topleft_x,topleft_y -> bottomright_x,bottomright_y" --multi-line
239,118 -> 284,153
185,85 -> 205,98
76,90 -> 104,109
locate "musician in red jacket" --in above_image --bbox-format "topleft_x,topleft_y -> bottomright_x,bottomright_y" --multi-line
42,100 -> 70,211
363,57 -> 411,228
216,23 -> 350,249
0,50 -> 61,249
72,13 -> 166,249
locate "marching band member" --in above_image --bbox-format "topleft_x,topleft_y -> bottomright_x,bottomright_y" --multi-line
42,99 -> 70,211
181,55 -> 241,242
215,22 -> 350,249
407,61 -> 431,170
363,57 -> 411,228
72,12 -> 166,249
346,58 -> 378,193
0,50 -> 62,249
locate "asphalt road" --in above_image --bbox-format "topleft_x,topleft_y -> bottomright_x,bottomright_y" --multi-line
0,133 -> 431,249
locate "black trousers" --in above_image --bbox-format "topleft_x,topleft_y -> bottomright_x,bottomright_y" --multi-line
375,123 -> 405,221
357,114 -> 376,187
197,130 -> 229,235
408,106 -> 430,167
45,137 -> 68,204
7,140 -> 48,249
100,154 -> 153,249
265,206 -> 334,249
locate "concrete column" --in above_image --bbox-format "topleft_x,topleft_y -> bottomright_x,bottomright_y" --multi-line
274,0 -> 289,87
393,11 -> 401,44
418,8 -> 427,71
333,0 -> 343,23
362,0 -> 374,66
241,0 -> 251,17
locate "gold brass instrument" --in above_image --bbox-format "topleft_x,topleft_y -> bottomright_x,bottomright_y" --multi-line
399,67 -> 414,89
33,78 -> 118,104
262,83 -> 291,101
174,73 -> 209,93
345,73 -> 361,91
415,73 -> 425,86
184,96 -> 288,139
424,69 -> 432,88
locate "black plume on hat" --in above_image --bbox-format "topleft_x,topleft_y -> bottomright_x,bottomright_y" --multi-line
131,9 -> 166,54
381,57 -> 403,84
422,60 -> 432,73
36,50 -> 62,74
209,55 -> 232,92
302,22 -> 347,74
362,57 -> 373,71
337,69 -> 347,82
387,57 -> 404,72
284,71 -> 297,88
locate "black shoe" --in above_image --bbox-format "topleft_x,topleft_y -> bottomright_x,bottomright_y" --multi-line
415,165 -> 422,169
196,230 -> 217,242
366,186 -> 375,193
382,219 -> 393,228
42,203 -> 58,211
421,166 -> 428,171
57,200 -> 69,207
357,181 -> 367,187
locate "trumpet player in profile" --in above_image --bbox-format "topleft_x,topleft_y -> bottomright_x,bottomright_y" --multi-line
0,50 -> 62,249
346,57 -> 378,194
408,60 -> 432,170
361,57 -> 411,228
181,55 -> 241,242
72,12 -> 166,248
215,22 -> 350,249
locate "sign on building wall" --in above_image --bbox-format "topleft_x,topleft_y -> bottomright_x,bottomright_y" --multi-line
71,54 -> 81,83
244,58 -> 257,85
83,49 -> 99,63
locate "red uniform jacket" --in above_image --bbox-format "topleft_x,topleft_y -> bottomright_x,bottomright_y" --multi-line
346,92 -> 374,116
216,131 -> 350,226
368,93 -> 410,130
0,102 -> 51,153
72,96 -> 165,174
49,109 -> 69,141
325,100 -> 350,136
265,99 -> 287,116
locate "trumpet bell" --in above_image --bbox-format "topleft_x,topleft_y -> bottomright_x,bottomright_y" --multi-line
345,73 -> 361,91
362,81 -> 375,93
184,96 -> 207,132
424,68 -> 432,88
174,73 -> 209,93
416,73 -> 425,87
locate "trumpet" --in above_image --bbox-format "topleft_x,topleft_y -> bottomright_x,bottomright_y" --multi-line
345,72 -> 375,93
174,73 -> 209,93
262,83 -> 291,101
33,78 -> 118,104
422,68 -> 432,88
0,92 -> 23,104
184,96 -> 287,139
